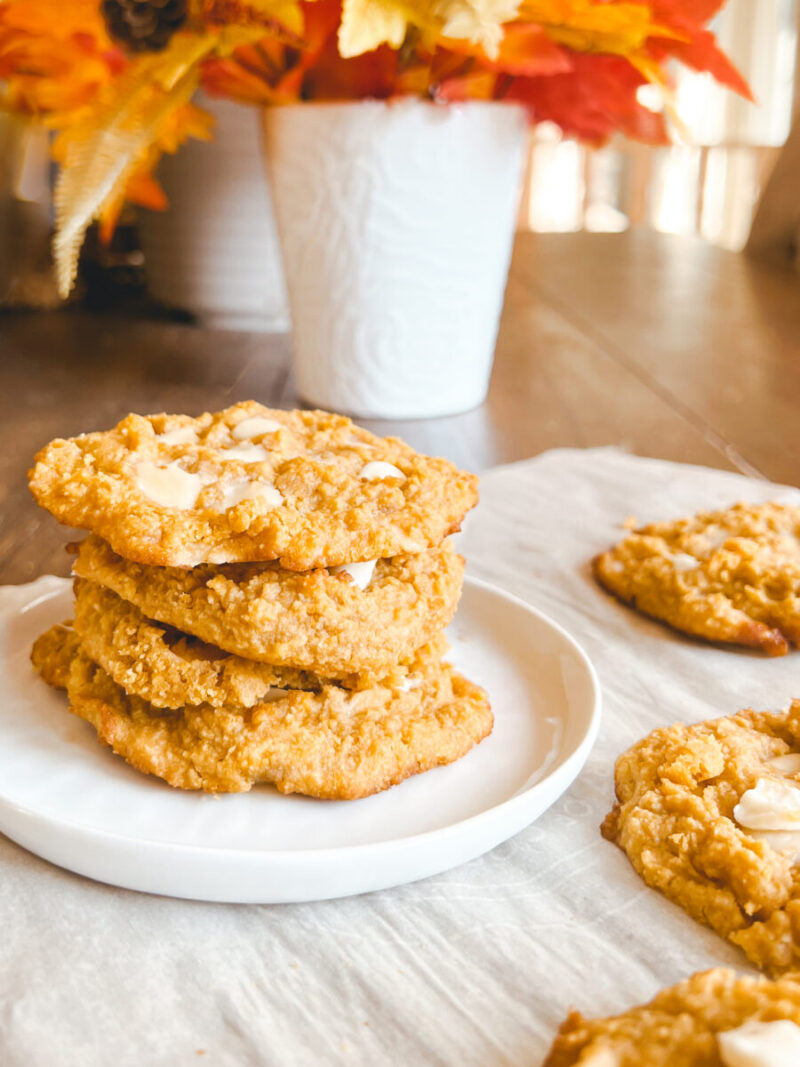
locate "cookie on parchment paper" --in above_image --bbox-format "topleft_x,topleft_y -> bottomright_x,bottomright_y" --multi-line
593,502 -> 800,656
544,968 -> 800,1066
603,700 -> 800,976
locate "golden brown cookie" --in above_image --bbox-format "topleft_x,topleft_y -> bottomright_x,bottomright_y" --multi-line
592,502 -> 800,656
35,627 -> 493,798
29,402 -> 478,569
73,533 -> 463,676
544,968 -> 800,1066
603,701 -> 800,976
31,621 -> 80,689
71,579 -> 448,708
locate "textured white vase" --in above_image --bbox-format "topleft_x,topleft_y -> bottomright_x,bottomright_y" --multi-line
138,92 -> 289,331
263,100 -> 528,418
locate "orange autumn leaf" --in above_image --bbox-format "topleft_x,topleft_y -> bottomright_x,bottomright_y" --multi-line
203,0 -> 342,101
435,68 -> 498,102
124,170 -> 169,211
489,23 -> 571,75
442,23 -> 572,76
97,170 -> 168,244
0,0 -> 110,44
0,5 -> 124,120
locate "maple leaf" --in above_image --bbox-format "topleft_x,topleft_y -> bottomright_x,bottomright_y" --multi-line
647,0 -> 752,99
506,51 -> 668,144
651,30 -> 753,100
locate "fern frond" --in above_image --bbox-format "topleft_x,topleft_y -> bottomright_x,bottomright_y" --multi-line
52,33 -> 218,297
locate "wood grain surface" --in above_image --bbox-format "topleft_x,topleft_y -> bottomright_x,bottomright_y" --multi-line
2,230 -> 798,585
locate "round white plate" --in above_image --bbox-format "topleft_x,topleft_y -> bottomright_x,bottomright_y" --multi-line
0,575 -> 601,903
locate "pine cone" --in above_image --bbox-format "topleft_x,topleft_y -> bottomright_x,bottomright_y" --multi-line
102,0 -> 188,53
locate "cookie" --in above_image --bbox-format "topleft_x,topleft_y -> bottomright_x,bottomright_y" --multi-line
36,627 -> 493,798
592,502 -> 800,656
71,579 -> 449,708
73,534 -> 463,677
603,701 -> 800,976
544,968 -> 800,1066
31,621 -> 80,689
29,402 -> 479,569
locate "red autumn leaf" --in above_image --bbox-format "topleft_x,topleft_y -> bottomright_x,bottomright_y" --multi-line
304,37 -> 398,99
647,0 -> 752,100
506,52 -> 668,145
652,31 -> 753,100
649,0 -> 728,27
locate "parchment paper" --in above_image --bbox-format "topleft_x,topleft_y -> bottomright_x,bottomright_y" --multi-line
2,447 -> 798,1067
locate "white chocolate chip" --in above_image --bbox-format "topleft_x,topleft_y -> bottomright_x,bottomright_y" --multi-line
392,532 -> 425,554
220,443 -> 270,463
135,461 -> 203,510
701,528 -> 730,551
746,828 -> 800,863
360,461 -> 405,481
770,754 -> 800,776
573,1050 -> 618,1067
330,559 -> 378,590
232,415 -> 283,440
718,1019 -> 800,1066
669,551 -> 698,572
262,688 -> 289,703
734,778 -> 800,831
217,479 -> 283,511
157,425 -> 198,446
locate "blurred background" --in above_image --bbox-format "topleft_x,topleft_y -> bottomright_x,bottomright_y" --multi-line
2,0 -> 799,318
520,0 -> 798,250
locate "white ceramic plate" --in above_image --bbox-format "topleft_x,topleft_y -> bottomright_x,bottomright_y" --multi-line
0,575 -> 601,903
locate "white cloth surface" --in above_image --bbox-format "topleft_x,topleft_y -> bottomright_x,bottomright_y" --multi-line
3,446 -> 800,1067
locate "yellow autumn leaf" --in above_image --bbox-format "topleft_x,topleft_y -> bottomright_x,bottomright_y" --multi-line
518,0 -> 681,55
438,0 -> 520,57
339,0 -> 519,58
338,0 -> 412,58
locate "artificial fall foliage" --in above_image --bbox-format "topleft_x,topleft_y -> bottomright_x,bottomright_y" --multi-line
0,0 -> 751,296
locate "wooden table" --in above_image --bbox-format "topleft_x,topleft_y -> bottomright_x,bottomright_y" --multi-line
2,229 -> 798,586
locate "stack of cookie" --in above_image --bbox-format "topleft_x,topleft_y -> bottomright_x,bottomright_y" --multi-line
28,402 -> 492,798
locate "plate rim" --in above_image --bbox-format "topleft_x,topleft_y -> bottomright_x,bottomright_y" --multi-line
0,573 -> 602,866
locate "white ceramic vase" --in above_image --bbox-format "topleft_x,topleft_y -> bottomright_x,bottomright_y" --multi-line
263,100 -> 528,418
138,92 -> 289,331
